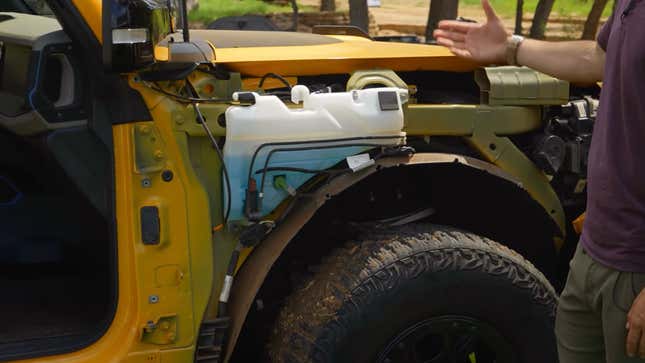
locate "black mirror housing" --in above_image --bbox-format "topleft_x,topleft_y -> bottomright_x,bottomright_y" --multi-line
103,0 -> 177,72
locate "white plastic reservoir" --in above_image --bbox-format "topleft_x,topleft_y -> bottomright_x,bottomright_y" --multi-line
223,85 -> 408,222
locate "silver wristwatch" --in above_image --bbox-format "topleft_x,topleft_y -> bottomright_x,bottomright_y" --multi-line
506,34 -> 525,66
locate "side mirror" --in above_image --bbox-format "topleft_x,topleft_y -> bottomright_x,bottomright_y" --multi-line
103,0 -> 168,71
102,0 -> 215,72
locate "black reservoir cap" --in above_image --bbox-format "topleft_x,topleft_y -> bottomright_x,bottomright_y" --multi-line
378,91 -> 399,111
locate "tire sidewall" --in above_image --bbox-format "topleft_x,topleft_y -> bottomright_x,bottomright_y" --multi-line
312,260 -> 557,363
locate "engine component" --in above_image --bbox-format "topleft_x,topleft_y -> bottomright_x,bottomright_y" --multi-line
533,134 -> 566,175
533,97 -> 597,178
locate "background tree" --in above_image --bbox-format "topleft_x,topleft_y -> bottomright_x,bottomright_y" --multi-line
321,0 -> 336,12
349,0 -> 369,33
529,0 -> 554,39
515,0 -> 524,34
290,0 -> 299,31
426,0 -> 459,42
581,0 -> 609,39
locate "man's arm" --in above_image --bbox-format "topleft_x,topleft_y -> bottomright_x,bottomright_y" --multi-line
516,39 -> 605,83
432,0 -> 605,83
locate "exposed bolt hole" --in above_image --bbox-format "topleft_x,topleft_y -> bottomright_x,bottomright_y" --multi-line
217,113 -> 227,128
161,170 -> 174,182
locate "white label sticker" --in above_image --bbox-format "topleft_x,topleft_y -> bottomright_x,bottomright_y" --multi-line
346,153 -> 374,172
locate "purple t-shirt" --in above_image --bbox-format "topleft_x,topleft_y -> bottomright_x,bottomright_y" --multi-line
581,0 -> 645,272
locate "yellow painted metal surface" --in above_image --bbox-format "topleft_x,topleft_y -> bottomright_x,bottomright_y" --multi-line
14,80 -> 216,362
573,212 -> 586,234
71,0 -> 101,42
215,40 -> 479,77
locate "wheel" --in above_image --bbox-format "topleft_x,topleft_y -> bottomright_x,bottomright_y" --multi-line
269,224 -> 558,363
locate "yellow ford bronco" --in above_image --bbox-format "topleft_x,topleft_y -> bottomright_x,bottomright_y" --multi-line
0,1 -> 597,362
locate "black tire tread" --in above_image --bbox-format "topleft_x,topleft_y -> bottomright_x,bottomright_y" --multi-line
269,224 -> 557,363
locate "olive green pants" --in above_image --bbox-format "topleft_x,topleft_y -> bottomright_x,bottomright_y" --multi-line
556,243 -> 645,362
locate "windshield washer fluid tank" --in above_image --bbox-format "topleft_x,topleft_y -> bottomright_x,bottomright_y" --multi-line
223,85 -> 408,222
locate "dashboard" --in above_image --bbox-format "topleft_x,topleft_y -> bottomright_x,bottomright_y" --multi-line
0,12 -> 86,135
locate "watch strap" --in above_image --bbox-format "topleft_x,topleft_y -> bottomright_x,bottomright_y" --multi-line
506,35 -> 525,66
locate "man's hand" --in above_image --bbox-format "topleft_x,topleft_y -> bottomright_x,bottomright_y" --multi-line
433,0 -> 510,64
627,288 -> 645,358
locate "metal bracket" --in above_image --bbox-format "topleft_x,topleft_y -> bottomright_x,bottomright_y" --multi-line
141,315 -> 178,345
133,123 -> 166,174
346,69 -> 408,91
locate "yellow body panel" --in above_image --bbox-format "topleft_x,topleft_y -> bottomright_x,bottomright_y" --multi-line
71,0 -> 101,42
214,40 -> 478,77
65,0 -> 477,78
16,91 -> 216,363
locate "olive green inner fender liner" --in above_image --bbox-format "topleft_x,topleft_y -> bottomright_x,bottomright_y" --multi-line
223,152 -> 543,362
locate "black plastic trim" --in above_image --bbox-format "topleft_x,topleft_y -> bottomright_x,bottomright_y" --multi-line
104,76 -> 153,124
141,206 -> 161,245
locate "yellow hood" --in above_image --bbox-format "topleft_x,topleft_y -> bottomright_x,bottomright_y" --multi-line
191,30 -> 479,77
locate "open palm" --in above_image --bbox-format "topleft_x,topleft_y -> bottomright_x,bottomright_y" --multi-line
433,0 -> 510,64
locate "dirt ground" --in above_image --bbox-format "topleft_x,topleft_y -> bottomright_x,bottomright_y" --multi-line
298,0 -> 593,40
300,0 -> 510,28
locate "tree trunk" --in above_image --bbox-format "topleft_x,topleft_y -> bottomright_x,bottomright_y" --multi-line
529,0 -> 555,39
349,0 -> 369,33
515,0 -> 524,34
290,0 -> 299,31
581,0 -> 609,39
426,0 -> 459,42
321,0 -> 336,12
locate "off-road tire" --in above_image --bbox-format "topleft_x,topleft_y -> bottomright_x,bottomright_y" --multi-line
269,224 -> 558,363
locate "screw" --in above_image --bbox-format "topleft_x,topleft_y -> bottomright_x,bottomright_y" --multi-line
489,143 -> 497,151
142,178 -> 152,188
175,115 -> 185,125
149,295 -> 159,304
145,320 -> 156,333
161,170 -> 174,182
139,125 -> 151,134
154,150 -> 164,160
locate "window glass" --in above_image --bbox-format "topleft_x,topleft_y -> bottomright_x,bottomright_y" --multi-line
22,0 -> 54,16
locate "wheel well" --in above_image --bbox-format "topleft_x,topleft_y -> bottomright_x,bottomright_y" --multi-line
231,161 -> 560,361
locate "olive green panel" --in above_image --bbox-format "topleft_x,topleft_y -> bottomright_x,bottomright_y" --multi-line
171,106 -> 227,137
346,69 -> 408,90
475,66 -> 569,106
404,104 -> 542,136
171,73 -> 241,137
181,132 -> 240,320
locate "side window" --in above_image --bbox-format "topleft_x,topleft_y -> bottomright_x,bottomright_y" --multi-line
23,0 -> 54,15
